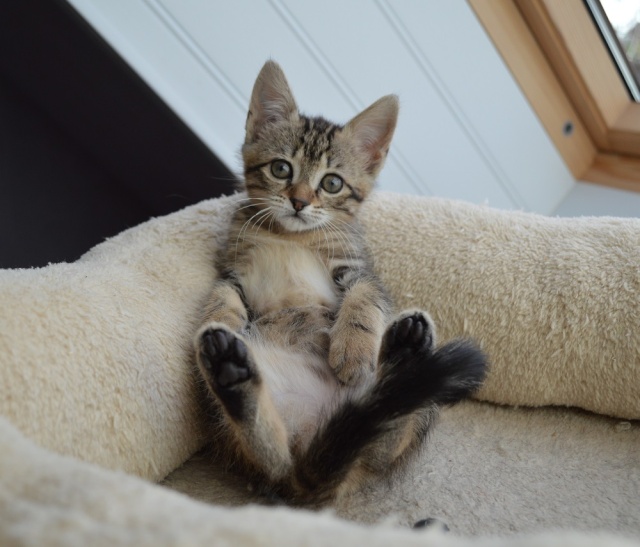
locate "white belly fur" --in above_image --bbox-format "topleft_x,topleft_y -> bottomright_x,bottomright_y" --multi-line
240,240 -> 344,445
251,341 -> 340,445
241,240 -> 338,314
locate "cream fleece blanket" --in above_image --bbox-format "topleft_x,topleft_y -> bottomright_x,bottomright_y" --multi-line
1,192 -> 639,545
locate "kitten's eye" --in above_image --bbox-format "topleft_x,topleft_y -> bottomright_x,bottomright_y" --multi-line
270,160 -> 292,179
320,174 -> 344,194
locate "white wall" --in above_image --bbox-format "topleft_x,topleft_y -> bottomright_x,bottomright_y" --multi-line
67,0 -> 636,217
553,182 -> 640,217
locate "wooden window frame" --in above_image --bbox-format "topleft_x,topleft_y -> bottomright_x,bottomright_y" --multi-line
469,0 -> 640,192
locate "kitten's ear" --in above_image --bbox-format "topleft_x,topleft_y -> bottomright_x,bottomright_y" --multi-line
245,61 -> 298,144
343,95 -> 399,176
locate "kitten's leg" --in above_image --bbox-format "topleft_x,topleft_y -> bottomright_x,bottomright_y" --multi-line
354,311 -> 488,489
376,310 -> 487,407
360,311 -> 487,471
201,280 -> 249,333
293,311 -> 487,504
199,280 -> 290,476
356,312 -> 439,472
329,275 -> 391,385
195,324 -> 292,482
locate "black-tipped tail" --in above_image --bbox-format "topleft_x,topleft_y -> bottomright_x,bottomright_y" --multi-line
291,338 -> 488,503
417,338 -> 488,405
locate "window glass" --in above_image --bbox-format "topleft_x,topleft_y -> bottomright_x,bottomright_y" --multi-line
596,0 -> 640,100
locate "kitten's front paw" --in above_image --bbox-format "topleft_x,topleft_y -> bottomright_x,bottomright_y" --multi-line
329,327 -> 379,386
379,311 -> 436,366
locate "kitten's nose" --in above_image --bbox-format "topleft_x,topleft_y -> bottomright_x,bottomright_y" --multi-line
290,197 -> 309,212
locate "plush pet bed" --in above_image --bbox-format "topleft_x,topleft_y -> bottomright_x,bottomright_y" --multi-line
1,192 -> 638,546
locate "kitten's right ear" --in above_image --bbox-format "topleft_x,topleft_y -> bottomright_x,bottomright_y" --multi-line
343,95 -> 399,176
245,61 -> 298,144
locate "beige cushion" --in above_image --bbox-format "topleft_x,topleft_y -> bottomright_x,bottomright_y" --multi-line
362,194 -> 640,419
1,192 -> 638,486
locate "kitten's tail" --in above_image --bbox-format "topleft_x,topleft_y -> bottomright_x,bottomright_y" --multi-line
291,339 -> 488,504
376,338 -> 488,411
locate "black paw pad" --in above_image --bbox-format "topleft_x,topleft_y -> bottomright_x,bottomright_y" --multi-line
200,329 -> 252,389
413,518 -> 450,532
384,313 -> 434,359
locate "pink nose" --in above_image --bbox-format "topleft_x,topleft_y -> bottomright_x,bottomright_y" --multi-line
290,197 -> 309,212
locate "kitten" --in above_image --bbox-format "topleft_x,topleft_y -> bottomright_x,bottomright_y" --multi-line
194,60 -> 487,507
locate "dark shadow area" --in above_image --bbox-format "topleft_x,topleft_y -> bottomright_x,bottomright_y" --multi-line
0,0 -> 236,268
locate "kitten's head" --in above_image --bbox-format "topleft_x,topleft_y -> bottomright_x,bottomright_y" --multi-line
241,61 -> 398,233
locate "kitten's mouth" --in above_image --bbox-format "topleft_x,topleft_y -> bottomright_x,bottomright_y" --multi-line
276,210 -> 320,233
281,207 -> 308,222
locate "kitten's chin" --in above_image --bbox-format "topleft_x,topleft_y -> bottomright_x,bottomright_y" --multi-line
276,214 -> 322,233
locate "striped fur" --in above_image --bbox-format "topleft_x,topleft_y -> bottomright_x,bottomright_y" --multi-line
194,61 -> 487,506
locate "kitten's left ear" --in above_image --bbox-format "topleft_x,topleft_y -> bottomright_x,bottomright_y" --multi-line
343,95 -> 399,176
245,60 -> 299,144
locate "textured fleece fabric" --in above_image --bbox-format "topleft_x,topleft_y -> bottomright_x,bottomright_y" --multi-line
1,192 -> 638,544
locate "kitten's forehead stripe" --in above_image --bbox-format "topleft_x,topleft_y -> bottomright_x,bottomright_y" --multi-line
297,115 -> 341,164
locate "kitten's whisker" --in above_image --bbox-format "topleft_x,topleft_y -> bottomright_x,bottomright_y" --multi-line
329,216 -> 365,240
233,197 -> 273,208
254,208 -> 275,234
268,210 -> 277,233
324,221 -> 353,265
337,226 -> 358,265
326,221 -> 353,266
234,202 -> 271,215
324,225 -> 337,264
316,214 -> 336,262
232,196 -> 258,205
235,209 -> 272,266
233,195 -> 271,201
234,208 -> 271,264
235,197 -> 272,203
319,222 -> 337,260
327,217 -> 359,254
241,208 -> 271,241
314,223 -> 334,264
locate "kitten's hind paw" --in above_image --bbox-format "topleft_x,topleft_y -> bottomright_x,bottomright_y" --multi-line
196,325 -> 257,420
374,312 -> 487,413
200,328 -> 252,388
379,311 -> 436,366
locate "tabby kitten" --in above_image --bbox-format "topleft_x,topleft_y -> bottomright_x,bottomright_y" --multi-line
195,60 -> 486,506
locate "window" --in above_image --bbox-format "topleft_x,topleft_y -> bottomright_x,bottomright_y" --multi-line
469,0 -> 640,192
596,0 -> 640,99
